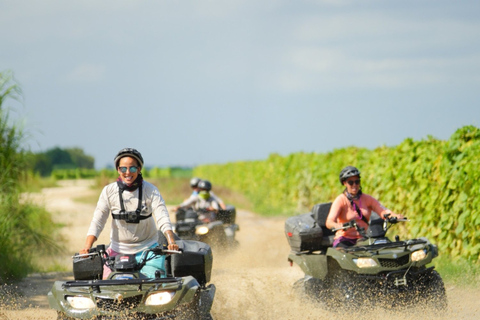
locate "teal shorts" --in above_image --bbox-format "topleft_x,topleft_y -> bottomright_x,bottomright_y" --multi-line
136,243 -> 167,278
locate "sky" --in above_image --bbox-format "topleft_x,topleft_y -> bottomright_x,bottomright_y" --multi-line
1,0 -> 480,169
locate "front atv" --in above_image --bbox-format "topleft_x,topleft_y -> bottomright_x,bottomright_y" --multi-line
48,240 -> 215,319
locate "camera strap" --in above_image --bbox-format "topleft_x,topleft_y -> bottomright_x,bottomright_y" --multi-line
344,191 -> 369,225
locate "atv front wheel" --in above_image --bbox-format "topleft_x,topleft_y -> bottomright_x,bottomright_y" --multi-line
422,270 -> 447,310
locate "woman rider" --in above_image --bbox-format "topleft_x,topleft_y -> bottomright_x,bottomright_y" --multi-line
79,148 -> 179,278
326,166 -> 404,248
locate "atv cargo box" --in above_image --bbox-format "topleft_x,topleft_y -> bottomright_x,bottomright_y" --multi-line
285,202 -> 335,252
169,240 -> 213,286
73,253 -> 103,280
285,213 -> 324,252
217,205 -> 236,224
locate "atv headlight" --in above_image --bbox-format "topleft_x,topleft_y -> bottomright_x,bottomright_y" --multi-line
66,296 -> 95,309
145,291 -> 175,306
411,249 -> 427,262
195,225 -> 209,235
353,258 -> 378,268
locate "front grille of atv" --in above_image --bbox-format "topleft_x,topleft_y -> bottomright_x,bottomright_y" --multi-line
96,294 -> 143,312
378,255 -> 410,268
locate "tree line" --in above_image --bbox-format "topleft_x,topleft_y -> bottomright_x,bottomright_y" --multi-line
27,146 -> 95,177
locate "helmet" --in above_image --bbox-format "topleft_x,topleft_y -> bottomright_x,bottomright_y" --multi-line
197,180 -> 212,191
114,148 -> 144,168
339,166 -> 361,184
190,177 -> 201,188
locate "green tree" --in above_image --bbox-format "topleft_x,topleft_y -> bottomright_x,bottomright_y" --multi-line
27,146 -> 95,176
66,147 -> 94,168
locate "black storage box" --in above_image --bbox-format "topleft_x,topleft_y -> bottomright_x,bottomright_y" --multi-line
73,253 -> 103,280
285,213 -> 324,252
170,240 -> 213,286
217,205 -> 236,224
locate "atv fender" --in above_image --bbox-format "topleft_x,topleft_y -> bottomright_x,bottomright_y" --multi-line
288,252 -> 328,280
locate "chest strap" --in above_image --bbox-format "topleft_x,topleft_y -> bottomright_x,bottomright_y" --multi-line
112,185 -> 152,224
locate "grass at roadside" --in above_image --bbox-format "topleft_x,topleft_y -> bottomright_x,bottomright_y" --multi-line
20,175 -> 59,193
435,256 -> 480,288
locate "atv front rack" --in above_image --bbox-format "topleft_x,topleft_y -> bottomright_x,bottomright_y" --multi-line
342,238 -> 428,253
62,277 -> 182,291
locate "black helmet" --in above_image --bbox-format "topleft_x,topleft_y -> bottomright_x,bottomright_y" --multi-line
114,148 -> 144,168
197,180 -> 212,191
339,166 -> 361,184
190,177 -> 201,188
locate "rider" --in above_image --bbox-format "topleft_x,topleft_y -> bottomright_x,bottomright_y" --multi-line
189,177 -> 202,196
326,166 -> 404,248
80,148 -> 179,279
185,177 -> 227,210
175,180 -> 221,222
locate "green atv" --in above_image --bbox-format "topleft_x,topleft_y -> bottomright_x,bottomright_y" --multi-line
285,202 -> 447,310
48,238 -> 215,320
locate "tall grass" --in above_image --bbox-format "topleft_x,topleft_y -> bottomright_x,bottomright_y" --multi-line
0,71 -> 62,282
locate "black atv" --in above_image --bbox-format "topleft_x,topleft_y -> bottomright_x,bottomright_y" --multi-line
285,202 -> 447,310
48,238 -> 215,320
173,205 -> 239,247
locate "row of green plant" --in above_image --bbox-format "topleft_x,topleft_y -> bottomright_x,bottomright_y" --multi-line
194,125 -> 480,263
0,71 -> 62,282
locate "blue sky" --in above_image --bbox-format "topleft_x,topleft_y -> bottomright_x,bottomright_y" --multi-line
1,0 -> 479,169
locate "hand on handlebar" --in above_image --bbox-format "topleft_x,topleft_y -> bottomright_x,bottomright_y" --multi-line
384,213 -> 407,223
168,243 -> 179,251
332,220 -> 357,232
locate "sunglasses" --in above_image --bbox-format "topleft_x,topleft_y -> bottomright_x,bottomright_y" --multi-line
346,179 -> 361,186
119,166 -> 139,173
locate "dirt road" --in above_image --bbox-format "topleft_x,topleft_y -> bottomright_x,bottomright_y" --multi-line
1,180 -> 479,319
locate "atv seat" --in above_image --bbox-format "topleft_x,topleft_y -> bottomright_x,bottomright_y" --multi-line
310,202 -> 335,247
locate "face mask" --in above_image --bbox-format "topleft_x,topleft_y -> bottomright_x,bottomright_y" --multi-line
199,191 -> 210,200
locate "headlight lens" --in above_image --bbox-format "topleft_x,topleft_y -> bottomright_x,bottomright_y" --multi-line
145,291 -> 175,306
411,249 -> 427,262
195,226 -> 209,235
66,296 -> 96,309
353,258 -> 378,268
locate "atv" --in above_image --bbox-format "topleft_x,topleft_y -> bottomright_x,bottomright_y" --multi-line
48,237 -> 215,320
173,205 -> 239,247
285,202 -> 447,310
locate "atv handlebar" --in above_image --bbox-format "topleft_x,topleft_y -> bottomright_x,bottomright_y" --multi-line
73,245 -> 182,260
331,215 -> 408,233
151,246 -> 183,255
384,213 -> 408,223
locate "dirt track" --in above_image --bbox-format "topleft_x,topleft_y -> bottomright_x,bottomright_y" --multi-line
1,180 -> 479,319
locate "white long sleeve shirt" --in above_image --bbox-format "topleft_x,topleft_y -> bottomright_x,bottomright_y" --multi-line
87,181 -> 172,254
